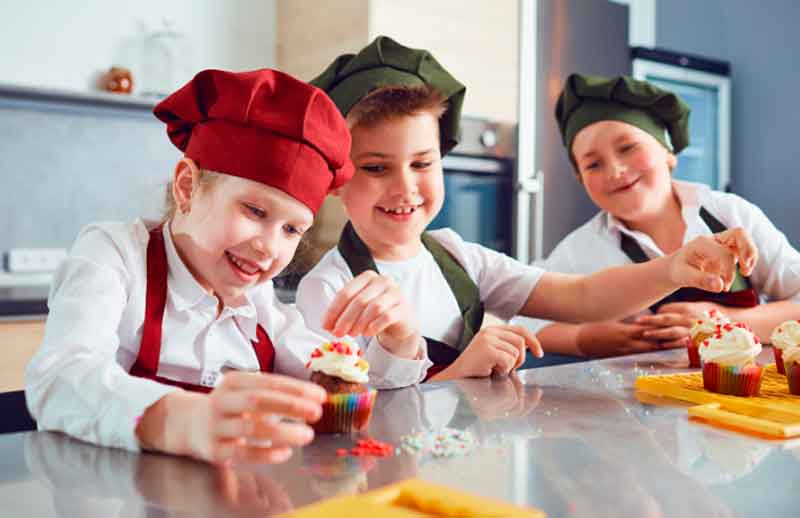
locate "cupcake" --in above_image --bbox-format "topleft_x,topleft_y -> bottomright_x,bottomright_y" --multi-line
770,320 -> 800,375
699,323 -> 763,397
783,345 -> 800,395
687,309 -> 730,368
306,341 -> 376,433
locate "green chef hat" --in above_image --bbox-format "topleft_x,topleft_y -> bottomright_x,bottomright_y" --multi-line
310,35 -> 466,155
555,74 -> 691,163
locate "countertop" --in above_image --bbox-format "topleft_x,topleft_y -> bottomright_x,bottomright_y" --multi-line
1,348 -> 798,517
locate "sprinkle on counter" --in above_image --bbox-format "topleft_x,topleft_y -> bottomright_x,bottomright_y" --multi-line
400,428 -> 478,458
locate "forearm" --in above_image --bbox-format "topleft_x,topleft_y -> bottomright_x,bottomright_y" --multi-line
136,391 -> 204,456
724,300 -> 800,343
536,323 -> 584,357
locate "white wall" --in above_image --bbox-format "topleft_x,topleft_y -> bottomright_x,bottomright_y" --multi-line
0,0 -> 277,93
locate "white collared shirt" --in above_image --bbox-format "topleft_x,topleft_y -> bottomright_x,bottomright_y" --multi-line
26,219 -> 385,452
513,181 -> 800,334
296,227 -> 545,384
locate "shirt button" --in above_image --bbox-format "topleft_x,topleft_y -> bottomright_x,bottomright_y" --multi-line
200,371 -> 219,387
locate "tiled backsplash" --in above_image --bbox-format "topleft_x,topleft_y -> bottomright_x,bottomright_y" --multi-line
0,85 -> 179,257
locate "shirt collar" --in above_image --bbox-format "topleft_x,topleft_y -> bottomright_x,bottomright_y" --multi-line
601,180 -> 707,256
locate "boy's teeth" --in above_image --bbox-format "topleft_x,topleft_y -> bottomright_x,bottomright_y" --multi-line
385,207 -> 415,214
228,252 -> 259,275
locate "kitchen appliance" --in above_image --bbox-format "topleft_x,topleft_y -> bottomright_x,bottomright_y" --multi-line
517,0 -> 632,262
632,47 -> 732,191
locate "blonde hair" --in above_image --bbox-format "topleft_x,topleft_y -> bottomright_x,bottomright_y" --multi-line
346,85 -> 448,130
161,168 -> 225,222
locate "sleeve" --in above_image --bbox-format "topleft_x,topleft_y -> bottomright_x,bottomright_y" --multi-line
721,193 -> 800,303
433,229 -> 545,321
25,227 -> 178,452
296,266 -> 431,388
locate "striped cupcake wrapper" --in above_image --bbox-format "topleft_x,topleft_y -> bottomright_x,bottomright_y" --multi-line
702,362 -> 763,397
774,347 -> 786,375
313,389 -> 377,434
787,362 -> 800,395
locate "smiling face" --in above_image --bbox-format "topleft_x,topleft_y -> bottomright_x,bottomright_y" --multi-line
337,112 -> 445,260
170,159 -> 313,305
572,120 -> 677,224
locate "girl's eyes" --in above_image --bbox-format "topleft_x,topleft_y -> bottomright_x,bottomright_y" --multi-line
360,164 -> 385,174
620,143 -> 637,153
412,161 -> 433,170
283,224 -> 304,237
244,203 -> 266,218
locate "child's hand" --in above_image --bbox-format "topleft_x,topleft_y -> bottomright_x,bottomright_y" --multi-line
668,228 -> 757,292
323,271 -> 422,359
576,321 -> 662,357
141,372 -> 326,465
446,325 -> 543,379
636,310 -> 696,349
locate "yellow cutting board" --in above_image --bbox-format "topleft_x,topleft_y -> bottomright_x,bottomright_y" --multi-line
283,478 -> 545,518
635,364 -> 800,438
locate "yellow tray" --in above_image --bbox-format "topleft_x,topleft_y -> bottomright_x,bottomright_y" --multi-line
635,364 -> 800,438
283,478 -> 545,518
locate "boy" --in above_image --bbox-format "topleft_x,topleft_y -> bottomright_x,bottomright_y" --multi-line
296,38 -> 758,382
515,74 -> 800,357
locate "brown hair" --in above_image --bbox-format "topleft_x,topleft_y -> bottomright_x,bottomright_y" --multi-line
161,168 -> 225,222
346,85 -> 448,130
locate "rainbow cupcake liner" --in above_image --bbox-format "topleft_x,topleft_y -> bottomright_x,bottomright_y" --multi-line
702,362 -> 763,397
687,341 -> 701,368
773,347 -> 786,375
787,362 -> 800,395
313,389 -> 377,434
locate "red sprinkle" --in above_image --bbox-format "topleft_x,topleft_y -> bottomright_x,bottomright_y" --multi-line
305,361 -> 311,369
336,449 -> 348,456
338,438 -> 394,458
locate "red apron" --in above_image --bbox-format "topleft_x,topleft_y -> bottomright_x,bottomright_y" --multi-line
128,226 -> 276,393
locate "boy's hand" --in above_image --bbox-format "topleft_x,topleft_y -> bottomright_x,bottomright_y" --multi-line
668,228 -> 757,292
141,372 -> 326,465
447,325 -> 543,378
635,311 -> 694,349
577,321 -> 664,357
323,271 -> 422,359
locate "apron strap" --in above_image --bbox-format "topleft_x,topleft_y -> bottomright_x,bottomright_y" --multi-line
130,225 -> 276,390
618,206 -> 758,312
337,221 -> 484,353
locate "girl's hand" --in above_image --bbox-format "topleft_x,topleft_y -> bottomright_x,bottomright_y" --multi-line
323,271 -> 421,359
140,372 -> 326,465
439,325 -> 542,379
668,228 -> 757,292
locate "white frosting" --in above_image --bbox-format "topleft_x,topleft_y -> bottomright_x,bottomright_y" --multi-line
690,309 -> 730,340
308,342 -> 369,384
782,345 -> 800,367
770,320 -> 800,350
699,326 -> 761,367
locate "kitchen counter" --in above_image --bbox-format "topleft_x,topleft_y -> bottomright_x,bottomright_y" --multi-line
0,348 -> 798,516
0,320 -> 44,392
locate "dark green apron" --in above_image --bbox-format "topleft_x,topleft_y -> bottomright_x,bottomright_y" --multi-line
337,222 -> 484,371
620,207 -> 759,312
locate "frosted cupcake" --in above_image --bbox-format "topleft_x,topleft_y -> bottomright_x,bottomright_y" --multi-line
770,320 -> 800,375
783,345 -> 800,395
306,341 -> 376,433
699,323 -> 763,397
687,309 -> 730,368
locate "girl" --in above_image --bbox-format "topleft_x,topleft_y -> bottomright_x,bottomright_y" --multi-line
516,74 -> 800,358
25,68 -> 421,464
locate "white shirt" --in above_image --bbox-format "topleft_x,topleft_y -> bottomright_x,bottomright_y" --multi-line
513,181 -> 800,334
25,219 -> 404,452
296,227 -> 545,384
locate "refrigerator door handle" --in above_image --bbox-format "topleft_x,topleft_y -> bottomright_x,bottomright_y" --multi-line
514,170 -> 544,264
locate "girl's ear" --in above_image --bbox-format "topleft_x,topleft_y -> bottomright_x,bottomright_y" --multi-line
666,153 -> 678,172
172,157 -> 201,213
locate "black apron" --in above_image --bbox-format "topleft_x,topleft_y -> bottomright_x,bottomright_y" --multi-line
337,222 -> 484,376
619,207 -> 759,313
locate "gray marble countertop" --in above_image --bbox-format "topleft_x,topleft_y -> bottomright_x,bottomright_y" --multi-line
1,348 -> 798,517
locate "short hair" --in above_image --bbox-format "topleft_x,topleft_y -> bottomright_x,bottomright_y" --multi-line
346,85 -> 448,130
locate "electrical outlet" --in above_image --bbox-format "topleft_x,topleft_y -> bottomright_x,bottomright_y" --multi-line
6,248 -> 67,273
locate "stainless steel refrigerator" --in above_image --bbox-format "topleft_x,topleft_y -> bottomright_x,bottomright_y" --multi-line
515,0 -> 632,263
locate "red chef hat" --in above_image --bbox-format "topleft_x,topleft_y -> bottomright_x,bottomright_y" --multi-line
154,68 -> 354,213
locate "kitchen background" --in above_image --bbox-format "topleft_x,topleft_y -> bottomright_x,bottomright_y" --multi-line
1,0 -> 799,312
